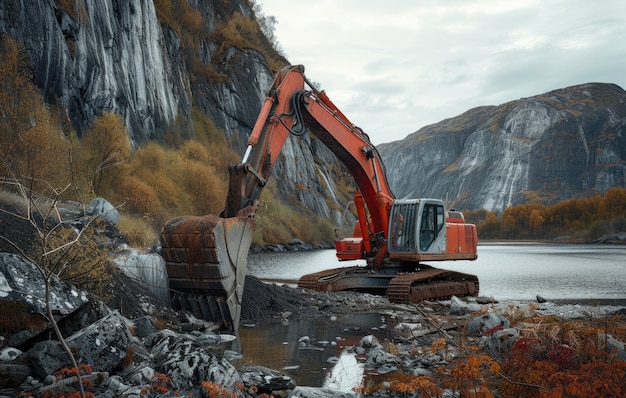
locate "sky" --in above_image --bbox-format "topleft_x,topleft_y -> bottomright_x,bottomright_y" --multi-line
257,0 -> 626,145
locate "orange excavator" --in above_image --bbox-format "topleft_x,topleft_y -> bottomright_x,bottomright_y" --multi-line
160,65 -> 478,330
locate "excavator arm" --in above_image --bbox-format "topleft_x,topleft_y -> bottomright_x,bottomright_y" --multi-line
226,65 -> 395,265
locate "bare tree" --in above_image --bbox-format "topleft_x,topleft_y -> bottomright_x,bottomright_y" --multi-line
0,161 -> 121,398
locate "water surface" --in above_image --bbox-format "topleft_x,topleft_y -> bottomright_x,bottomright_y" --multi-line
237,243 -> 626,388
248,243 -> 626,301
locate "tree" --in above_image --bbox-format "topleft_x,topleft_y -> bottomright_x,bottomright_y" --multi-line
529,209 -> 545,238
81,112 -> 131,196
0,35 -> 69,190
0,162 -> 119,398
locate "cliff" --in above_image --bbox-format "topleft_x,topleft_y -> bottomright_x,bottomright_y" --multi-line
379,83 -> 626,212
0,0 -> 349,229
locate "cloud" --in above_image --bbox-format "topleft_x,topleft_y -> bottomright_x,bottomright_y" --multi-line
257,0 -> 626,144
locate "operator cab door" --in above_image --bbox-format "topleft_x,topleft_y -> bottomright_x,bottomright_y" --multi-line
388,199 -> 447,261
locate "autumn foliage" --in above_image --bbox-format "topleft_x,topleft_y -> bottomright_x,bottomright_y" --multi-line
355,310 -> 626,398
467,188 -> 626,241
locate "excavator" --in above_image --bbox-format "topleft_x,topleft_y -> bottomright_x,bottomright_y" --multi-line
160,65 -> 478,330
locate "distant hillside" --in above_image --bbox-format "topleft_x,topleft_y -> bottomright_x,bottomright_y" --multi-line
379,83 -> 626,212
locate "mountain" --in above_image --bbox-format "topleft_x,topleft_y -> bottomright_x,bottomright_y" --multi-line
378,83 -> 626,212
2,1 -> 625,223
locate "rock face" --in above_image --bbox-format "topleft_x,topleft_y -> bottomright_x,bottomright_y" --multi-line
0,0 -> 187,144
0,0 -> 349,227
379,83 -> 626,212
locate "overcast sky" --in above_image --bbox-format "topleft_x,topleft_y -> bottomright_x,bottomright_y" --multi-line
257,0 -> 626,145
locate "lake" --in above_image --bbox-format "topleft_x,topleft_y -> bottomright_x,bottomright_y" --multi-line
248,243 -> 626,302
230,243 -> 626,389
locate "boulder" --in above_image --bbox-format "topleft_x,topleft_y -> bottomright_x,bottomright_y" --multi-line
0,253 -> 89,315
148,330 -> 242,392
484,328 -> 520,355
450,296 -> 471,315
0,362 -> 31,388
599,332 -> 626,361
114,249 -> 170,305
0,253 -> 89,346
28,340 -> 72,379
239,365 -> 296,394
86,198 -> 120,225
468,312 -> 511,335
65,309 -> 133,372
290,386 -> 359,398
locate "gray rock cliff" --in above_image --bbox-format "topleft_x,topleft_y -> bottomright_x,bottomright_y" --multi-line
0,0 -> 347,228
379,83 -> 626,212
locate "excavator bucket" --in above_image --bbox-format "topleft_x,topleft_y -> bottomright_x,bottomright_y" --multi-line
160,214 -> 255,330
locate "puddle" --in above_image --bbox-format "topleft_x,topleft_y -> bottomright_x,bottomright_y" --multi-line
226,313 -> 396,388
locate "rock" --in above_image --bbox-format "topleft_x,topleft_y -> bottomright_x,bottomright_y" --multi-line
239,365 -> 296,394
379,84 -> 626,213
592,232 -> 626,244
0,347 -> 23,361
114,249 -> 170,305
599,332 -> 626,361
36,372 -> 108,397
148,330 -> 242,392
290,386 -> 359,398
28,340 -> 72,379
86,198 -> 120,225
476,296 -> 497,304
132,316 -> 156,339
484,328 -> 520,355
0,253 -> 89,316
536,295 -> 547,303
65,309 -> 133,372
359,335 -> 381,349
0,362 -> 31,388
100,375 -> 132,395
467,312 -> 511,335
363,346 -> 399,371
450,296 -> 470,315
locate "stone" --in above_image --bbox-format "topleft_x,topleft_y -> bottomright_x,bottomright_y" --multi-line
0,347 -> 23,362
450,295 -> 470,315
485,328 -> 520,355
0,253 -> 89,316
467,312 -> 511,335
114,249 -> 170,305
239,365 -> 296,393
28,340 -> 72,379
132,316 -> 156,339
65,310 -> 133,373
476,296 -> 497,304
289,386 -> 358,398
0,362 -> 31,388
86,198 -> 120,225
149,330 -> 242,392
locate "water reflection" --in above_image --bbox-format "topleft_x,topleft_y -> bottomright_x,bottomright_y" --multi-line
228,313 -> 394,387
323,352 -> 364,393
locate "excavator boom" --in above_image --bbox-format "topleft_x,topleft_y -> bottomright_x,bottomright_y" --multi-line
160,65 -> 479,329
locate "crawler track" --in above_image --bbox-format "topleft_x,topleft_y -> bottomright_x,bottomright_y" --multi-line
386,268 -> 479,303
298,266 -> 479,303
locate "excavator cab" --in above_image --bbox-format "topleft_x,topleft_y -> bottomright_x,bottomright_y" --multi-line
389,199 -> 445,255
388,199 -> 478,262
